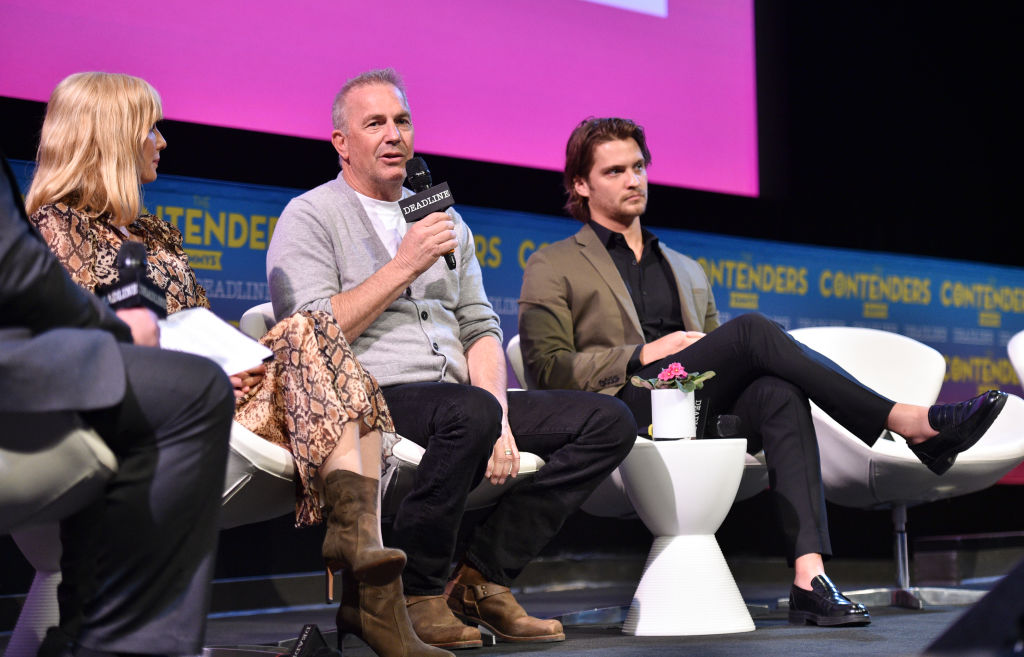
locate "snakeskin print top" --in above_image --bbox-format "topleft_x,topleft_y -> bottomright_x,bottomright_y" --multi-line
29,203 -> 210,315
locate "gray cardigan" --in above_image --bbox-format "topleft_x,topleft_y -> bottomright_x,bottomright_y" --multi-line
267,172 -> 502,387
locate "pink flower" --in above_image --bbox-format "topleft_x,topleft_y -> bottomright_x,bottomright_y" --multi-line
657,362 -> 688,381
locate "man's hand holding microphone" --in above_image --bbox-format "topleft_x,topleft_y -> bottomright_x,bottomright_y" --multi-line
393,211 -> 458,278
394,156 -> 458,275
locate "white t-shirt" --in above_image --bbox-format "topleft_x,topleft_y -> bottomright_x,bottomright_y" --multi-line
355,189 -> 412,258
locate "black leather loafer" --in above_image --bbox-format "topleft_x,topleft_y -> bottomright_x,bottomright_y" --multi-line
910,390 -> 1007,475
789,574 -> 871,627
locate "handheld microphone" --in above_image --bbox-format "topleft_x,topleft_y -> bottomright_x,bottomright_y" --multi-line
399,157 -> 457,270
94,241 -> 168,318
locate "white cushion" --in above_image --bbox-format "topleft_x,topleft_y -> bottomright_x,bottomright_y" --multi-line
1,412 -> 116,534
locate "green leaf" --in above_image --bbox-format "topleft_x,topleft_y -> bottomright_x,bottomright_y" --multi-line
630,375 -> 655,390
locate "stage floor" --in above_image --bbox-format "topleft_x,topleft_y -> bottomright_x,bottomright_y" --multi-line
199,582 -> 975,657
0,572 -> 998,656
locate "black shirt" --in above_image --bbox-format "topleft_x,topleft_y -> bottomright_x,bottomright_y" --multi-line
588,221 -> 685,373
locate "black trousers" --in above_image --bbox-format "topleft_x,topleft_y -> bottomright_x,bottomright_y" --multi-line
382,383 -> 636,594
52,345 -> 235,656
617,313 -> 895,563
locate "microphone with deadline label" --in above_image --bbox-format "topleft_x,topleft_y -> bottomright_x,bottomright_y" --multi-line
400,157 -> 457,270
94,240 -> 168,318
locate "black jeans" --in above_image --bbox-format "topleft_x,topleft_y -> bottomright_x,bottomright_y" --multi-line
618,313 -> 895,563
51,345 -> 235,657
382,383 -> 636,594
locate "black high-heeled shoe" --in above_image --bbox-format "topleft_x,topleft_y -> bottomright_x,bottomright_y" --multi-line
910,390 -> 1007,475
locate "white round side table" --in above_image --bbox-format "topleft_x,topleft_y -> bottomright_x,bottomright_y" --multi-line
618,437 -> 755,636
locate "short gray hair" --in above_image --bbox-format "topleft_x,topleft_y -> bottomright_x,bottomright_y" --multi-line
331,68 -> 408,132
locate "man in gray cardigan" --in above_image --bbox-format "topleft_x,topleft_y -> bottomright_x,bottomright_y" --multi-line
267,69 -> 635,649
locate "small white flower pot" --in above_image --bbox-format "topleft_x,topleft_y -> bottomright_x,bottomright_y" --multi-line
650,388 -> 696,439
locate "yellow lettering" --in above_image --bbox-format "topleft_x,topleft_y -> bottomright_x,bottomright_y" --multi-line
184,249 -> 222,271
228,213 -> 248,248
946,355 -> 1020,387
979,312 -> 1001,328
699,259 -> 808,296
795,267 -> 808,295
250,214 -> 267,250
818,271 -> 931,305
268,216 -> 279,244
863,302 -> 889,319
518,239 -> 548,269
205,211 -> 226,247
730,291 -> 759,309
474,234 -> 487,264
184,208 -> 203,245
487,236 -> 502,268
940,280 -> 953,307
819,270 -> 834,298
940,280 -> 1024,313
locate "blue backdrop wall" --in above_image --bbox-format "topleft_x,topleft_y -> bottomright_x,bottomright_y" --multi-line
11,160 -> 1023,408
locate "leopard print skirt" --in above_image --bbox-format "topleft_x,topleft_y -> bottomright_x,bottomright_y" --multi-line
234,310 -> 396,526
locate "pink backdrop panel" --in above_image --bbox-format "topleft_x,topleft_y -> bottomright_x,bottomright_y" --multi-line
0,0 -> 757,196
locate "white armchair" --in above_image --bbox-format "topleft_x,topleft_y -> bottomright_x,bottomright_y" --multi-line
1009,330 -> 1024,386
1,413 -> 116,534
2,412 -> 119,657
789,326 -> 1024,608
4,375 -> 298,657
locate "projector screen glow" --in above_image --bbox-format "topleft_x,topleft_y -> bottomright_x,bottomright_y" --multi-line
0,0 -> 757,196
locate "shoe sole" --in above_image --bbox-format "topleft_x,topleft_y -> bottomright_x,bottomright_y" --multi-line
341,630 -> 482,653
428,638 -> 484,650
454,613 -> 565,643
789,610 -> 871,627
928,392 -> 1007,475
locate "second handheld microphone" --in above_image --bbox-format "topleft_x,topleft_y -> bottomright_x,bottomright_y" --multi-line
399,157 -> 457,270
94,241 -> 168,318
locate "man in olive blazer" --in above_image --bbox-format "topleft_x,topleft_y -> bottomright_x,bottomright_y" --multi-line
518,221 -> 717,395
521,116 -> 1009,630
1,152 -> 234,657
517,118 -> 900,628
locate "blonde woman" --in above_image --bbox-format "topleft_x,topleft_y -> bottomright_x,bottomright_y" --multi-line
27,72 -> 447,657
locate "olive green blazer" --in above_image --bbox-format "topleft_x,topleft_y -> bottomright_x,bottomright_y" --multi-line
518,223 -> 719,395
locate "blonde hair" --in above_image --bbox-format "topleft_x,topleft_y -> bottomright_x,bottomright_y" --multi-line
25,72 -> 163,226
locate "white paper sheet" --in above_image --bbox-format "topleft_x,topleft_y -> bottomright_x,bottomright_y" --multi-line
159,307 -> 273,375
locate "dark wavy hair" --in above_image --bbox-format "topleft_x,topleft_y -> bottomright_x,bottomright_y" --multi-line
563,117 -> 651,222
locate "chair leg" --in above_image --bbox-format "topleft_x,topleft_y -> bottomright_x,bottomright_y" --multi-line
8,525 -> 63,657
888,504 -> 924,609
7,570 -> 61,657
822,504 -> 987,610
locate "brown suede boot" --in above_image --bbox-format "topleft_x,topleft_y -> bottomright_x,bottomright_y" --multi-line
336,574 -> 454,657
447,564 -> 565,643
322,470 -> 406,585
406,595 -> 483,650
